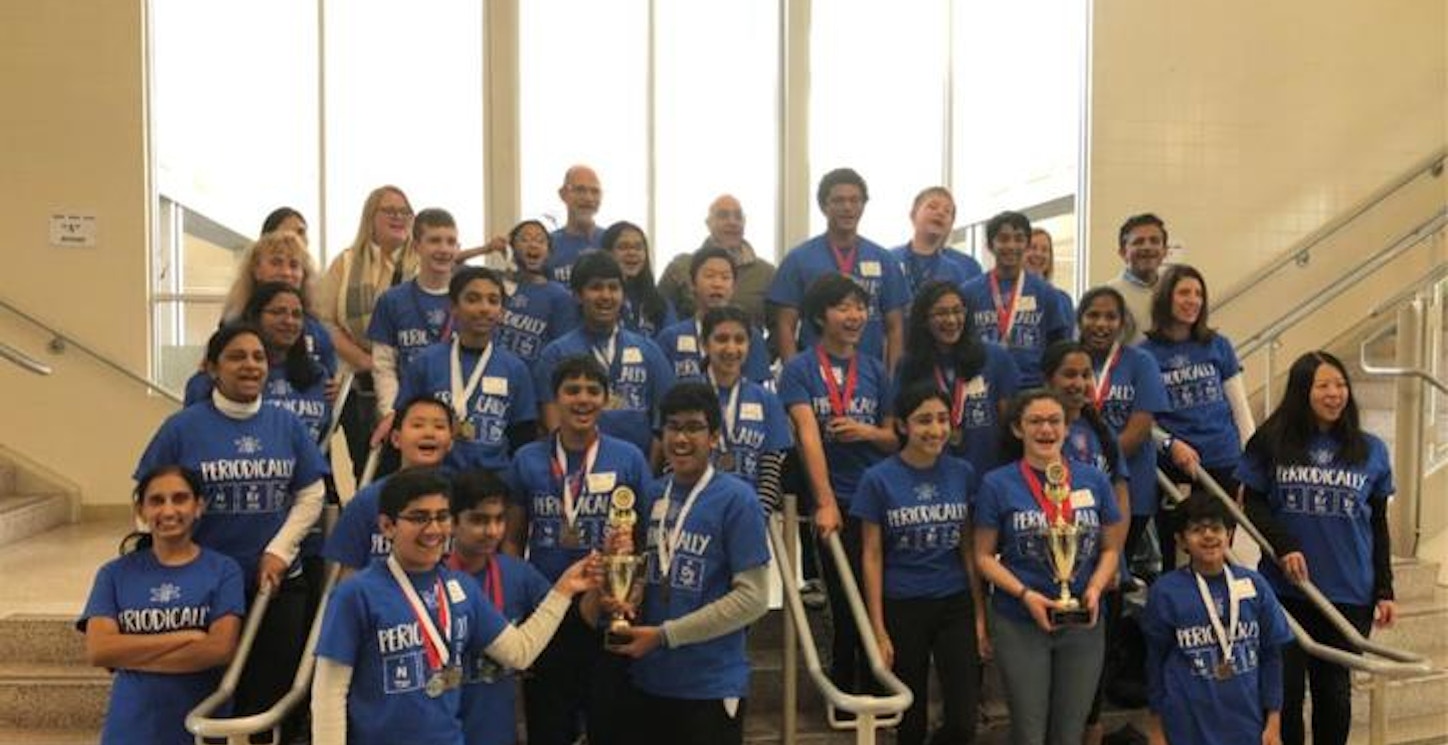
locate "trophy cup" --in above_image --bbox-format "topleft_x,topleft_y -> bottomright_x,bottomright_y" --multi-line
1043,462 -> 1092,626
602,486 -> 645,647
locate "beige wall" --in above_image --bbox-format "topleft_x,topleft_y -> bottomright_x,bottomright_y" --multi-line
1087,0 -> 1447,322
0,1 -> 176,507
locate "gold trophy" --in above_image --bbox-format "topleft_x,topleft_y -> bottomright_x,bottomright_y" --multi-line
602,486 -> 646,647
1043,462 -> 1091,626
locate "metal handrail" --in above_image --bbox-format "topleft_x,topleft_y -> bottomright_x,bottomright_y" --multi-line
1360,320 -> 1448,396
1236,208 -> 1448,360
1215,147 -> 1447,311
1155,468 -> 1428,672
768,495 -> 912,745
1370,262 -> 1448,317
0,340 -> 52,375
0,296 -> 182,403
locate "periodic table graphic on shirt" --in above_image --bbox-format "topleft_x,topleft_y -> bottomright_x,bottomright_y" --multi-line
150,582 -> 182,603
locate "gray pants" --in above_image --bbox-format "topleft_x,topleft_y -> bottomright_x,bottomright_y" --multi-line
989,604 -> 1104,745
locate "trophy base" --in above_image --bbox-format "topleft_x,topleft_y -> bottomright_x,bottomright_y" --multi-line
605,620 -> 633,649
1048,606 -> 1092,627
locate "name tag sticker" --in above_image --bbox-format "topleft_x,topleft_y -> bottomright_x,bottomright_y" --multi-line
740,403 -> 764,421
860,261 -> 881,277
964,376 -> 987,396
651,500 -> 668,520
446,579 -> 467,604
1069,489 -> 1095,509
1017,295 -> 1037,312
481,376 -> 508,396
677,336 -> 697,353
622,347 -> 643,364
1233,578 -> 1258,598
587,472 -> 617,493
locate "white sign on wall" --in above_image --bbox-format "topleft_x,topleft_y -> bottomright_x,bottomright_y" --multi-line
50,214 -> 98,249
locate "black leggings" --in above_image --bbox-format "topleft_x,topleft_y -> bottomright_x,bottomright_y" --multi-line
522,607 -> 628,745
621,686 -> 746,745
885,592 -> 980,745
1279,596 -> 1374,745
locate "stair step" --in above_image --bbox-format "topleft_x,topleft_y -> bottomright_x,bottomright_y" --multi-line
1345,710 -> 1448,744
0,615 -> 85,666
0,495 -> 70,551
0,728 -> 101,745
0,663 -> 110,730
1351,647 -> 1448,724
1394,558 -> 1444,604
1374,590 -> 1448,652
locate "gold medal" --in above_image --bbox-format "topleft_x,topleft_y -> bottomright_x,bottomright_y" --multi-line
458,420 -> 477,441
948,429 -> 963,447
443,666 -> 463,689
425,672 -> 446,698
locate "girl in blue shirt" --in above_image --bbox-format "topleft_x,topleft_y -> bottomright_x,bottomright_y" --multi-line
896,279 -> 1020,476
699,304 -> 792,511
497,219 -> 580,364
973,390 -> 1123,745
1141,265 -> 1255,570
603,220 -> 675,338
778,273 -> 898,694
854,383 -> 983,745
1237,351 -> 1396,745
81,466 -> 245,745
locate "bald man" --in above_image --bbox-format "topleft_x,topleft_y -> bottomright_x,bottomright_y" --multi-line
657,195 -> 777,332
546,165 -> 605,285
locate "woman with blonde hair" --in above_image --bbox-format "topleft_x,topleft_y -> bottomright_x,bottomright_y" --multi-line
221,228 -> 336,376
318,185 -> 419,479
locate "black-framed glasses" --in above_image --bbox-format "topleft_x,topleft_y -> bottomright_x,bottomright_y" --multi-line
396,511 -> 453,527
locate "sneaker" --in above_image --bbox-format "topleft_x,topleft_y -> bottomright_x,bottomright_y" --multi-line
799,579 -> 827,610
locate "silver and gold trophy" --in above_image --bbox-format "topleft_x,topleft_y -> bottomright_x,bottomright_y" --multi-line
1044,462 -> 1091,626
602,485 -> 646,647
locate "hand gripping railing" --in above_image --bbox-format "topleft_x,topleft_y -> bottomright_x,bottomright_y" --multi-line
1155,469 -> 1431,745
767,494 -> 913,745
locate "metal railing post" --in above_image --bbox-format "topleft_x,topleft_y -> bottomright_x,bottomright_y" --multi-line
1369,675 -> 1388,745
1392,300 -> 1425,556
781,493 -> 799,745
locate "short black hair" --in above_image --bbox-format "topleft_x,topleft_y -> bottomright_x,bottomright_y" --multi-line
894,381 -> 951,425
700,304 -> 751,340
570,250 -> 624,293
690,246 -> 736,280
801,274 -> 869,334
1118,213 -> 1168,250
379,468 -> 452,519
816,168 -> 869,210
450,469 -> 509,515
450,265 -> 508,305
392,395 -> 455,431
550,354 -> 611,396
985,211 -> 1031,246
659,381 -> 722,433
1171,491 -> 1236,535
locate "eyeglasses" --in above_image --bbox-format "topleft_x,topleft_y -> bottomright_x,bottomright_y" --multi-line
395,511 -> 453,527
663,421 -> 711,435
928,307 -> 967,321
1022,416 -> 1065,428
262,307 -> 305,320
377,207 -> 414,219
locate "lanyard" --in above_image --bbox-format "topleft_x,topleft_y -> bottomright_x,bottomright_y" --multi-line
708,369 -> 743,453
1193,565 -> 1241,668
815,346 -> 859,419
449,337 -> 492,424
934,365 -> 968,428
552,435 -> 599,532
656,467 -> 715,580
988,270 -> 1024,340
829,242 -> 858,276
1091,342 -> 1121,410
592,329 -> 619,375
1019,460 -> 1073,524
386,556 -> 452,670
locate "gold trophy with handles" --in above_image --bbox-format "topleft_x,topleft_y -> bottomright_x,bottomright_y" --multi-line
602,485 -> 646,647
1044,462 -> 1091,626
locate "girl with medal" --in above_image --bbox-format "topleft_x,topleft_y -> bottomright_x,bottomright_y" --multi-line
313,469 -> 600,745
81,466 -> 245,745
496,219 -> 580,364
449,470 -> 553,745
853,383 -> 984,745
699,304 -> 792,512
896,279 -> 1020,475
602,220 -> 675,339
1075,286 -> 1170,577
395,267 -> 538,473
1237,352 -> 1396,745
603,382 -> 771,745
972,390 -> 1122,745
1142,265 -> 1254,570
778,273 -> 898,694
135,324 -> 329,731
220,223 -> 338,378
656,247 -> 772,383
1142,494 -> 1292,745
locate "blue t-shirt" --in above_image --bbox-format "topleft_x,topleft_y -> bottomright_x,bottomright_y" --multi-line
135,402 -> 330,586
316,563 -> 508,745
324,477 -> 391,570
620,294 -> 677,340
633,471 -> 771,699
535,327 -> 675,457
850,454 -> 976,600
496,279 -> 579,364
396,341 -> 537,472
1140,334 -> 1244,469
459,554 -> 552,745
304,315 -> 339,376
80,548 -> 246,745
655,318 -> 772,385
891,244 -> 982,302
959,271 -> 1072,388
778,349 -> 894,506
1142,565 -> 1293,745
767,234 -> 909,363
183,367 -> 331,445
546,227 -> 603,285
709,379 -> 793,487
1093,346 -> 1171,516
368,280 -> 453,372
973,461 -> 1122,623
1235,432 -> 1394,606
507,435 -> 652,582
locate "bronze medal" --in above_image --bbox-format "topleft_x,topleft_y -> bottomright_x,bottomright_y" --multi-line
560,524 -> 582,549
425,672 -> 446,698
458,420 -> 477,441
948,429 -> 963,447
717,451 -> 737,472
1215,660 -> 1234,681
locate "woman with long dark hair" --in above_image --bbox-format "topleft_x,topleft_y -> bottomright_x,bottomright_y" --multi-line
1239,351 -> 1396,745
602,220 -> 675,338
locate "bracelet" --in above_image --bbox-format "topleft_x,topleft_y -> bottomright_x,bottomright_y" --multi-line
1017,585 -> 1031,601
